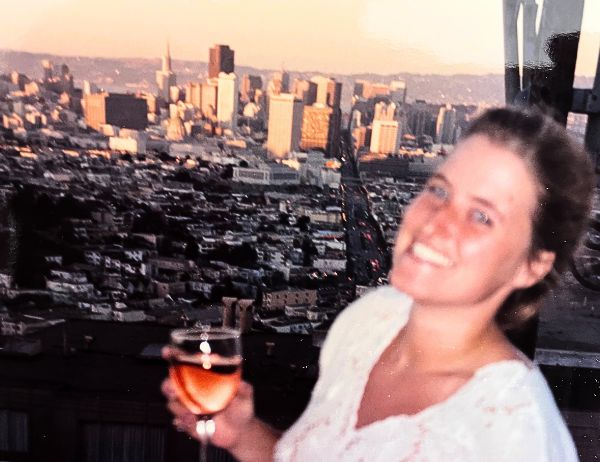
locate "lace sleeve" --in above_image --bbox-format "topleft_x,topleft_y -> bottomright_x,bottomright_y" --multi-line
469,368 -> 579,462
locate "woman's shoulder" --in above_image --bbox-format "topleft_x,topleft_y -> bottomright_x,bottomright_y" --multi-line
318,285 -> 411,365
332,285 -> 412,329
459,361 -> 578,461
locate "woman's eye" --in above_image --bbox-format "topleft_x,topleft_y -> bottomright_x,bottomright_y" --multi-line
425,185 -> 448,201
471,209 -> 492,226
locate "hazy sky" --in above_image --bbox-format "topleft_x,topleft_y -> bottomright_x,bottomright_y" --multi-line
2,0 -> 599,75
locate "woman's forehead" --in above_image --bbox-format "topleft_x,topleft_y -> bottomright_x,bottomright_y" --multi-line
436,135 -> 539,214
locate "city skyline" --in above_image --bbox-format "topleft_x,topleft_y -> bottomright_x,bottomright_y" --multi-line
2,0 -> 599,76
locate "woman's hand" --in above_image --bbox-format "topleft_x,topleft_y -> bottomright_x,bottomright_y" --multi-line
162,347 -> 281,461
161,376 -> 256,449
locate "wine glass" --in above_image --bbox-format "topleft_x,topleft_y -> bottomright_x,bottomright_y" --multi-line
168,326 -> 242,462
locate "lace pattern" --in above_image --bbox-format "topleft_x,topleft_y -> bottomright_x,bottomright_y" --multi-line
274,286 -> 579,462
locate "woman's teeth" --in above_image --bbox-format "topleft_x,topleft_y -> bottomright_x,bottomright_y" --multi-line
411,242 -> 452,267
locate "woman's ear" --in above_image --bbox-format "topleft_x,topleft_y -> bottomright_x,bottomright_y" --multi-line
514,250 -> 556,289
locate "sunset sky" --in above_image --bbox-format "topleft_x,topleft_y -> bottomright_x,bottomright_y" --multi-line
2,0 -> 599,75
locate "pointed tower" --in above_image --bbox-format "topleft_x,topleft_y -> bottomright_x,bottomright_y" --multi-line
156,40 -> 177,102
162,40 -> 172,73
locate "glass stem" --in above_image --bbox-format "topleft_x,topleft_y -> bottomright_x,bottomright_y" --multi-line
196,416 -> 216,462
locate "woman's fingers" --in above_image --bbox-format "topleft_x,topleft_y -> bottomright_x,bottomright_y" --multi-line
161,346 -> 177,360
161,378 -> 177,399
237,381 -> 253,399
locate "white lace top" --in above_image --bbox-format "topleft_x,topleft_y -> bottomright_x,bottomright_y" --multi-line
274,286 -> 579,461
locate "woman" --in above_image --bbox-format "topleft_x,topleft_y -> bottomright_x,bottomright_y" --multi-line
163,107 -> 594,461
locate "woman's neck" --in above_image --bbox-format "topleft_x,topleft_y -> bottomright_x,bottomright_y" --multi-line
397,301 -> 511,372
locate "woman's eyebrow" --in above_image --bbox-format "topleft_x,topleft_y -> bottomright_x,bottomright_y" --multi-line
471,196 -> 505,220
431,172 -> 505,220
429,173 -> 451,184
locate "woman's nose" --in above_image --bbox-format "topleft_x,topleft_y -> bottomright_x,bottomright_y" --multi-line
421,203 -> 460,238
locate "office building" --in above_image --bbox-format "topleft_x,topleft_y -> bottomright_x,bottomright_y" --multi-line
374,101 -> 397,121
84,93 -> 148,131
390,80 -> 407,104
370,120 -> 400,154
83,80 -> 99,96
268,71 -> 290,96
311,76 -> 341,108
201,80 -> 218,120
185,82 -> 202,109
267,93 -> 304,159
240,75 -> 263,103
292,79 -> 317,105
300,104 -> 332,152
155,42 -> 176,102
436,103 -> 457,144
209,45 -> 234,79
309,76 -> 342,157
217,72 -> 238,129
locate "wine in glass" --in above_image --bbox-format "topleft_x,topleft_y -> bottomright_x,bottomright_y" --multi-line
168,326 -> 242,461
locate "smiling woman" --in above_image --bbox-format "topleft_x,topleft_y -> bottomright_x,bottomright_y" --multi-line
163,107 -> 595,461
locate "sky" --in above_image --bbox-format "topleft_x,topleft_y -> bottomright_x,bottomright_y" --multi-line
1,0 -> 599,76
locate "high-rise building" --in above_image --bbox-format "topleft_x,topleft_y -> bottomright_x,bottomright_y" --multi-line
374,101 -> 397,121
309,76 -> 342,157
436,103 -> 457,144
353,80 -> 390,100
370,83 -> 390,98
240,75 -> 263,103
185,82 -> 202,109
408,100 -> 436,139
84,93 -> 148,131
292,79 -> 317,105
83,80 -> 99,96
217,72 -> 238,129
268,71 -> 289,95
311,76 -> 341,108
209,45 -> 234,79
370,120 -> 400,154
352,126 -> 369,150
353,81 -> 365,99
390,80 -> 407,104
201,80 -> 218,120
267,93 -> 304,159
141,93 -> 159,115
155,42 -> 176,102
300,104 -> 332,152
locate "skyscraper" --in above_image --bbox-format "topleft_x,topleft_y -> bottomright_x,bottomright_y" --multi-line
84,93 -> 148,131
311,76 -> 341,108
292,79 -> 317,105
209,45 -> 234,79
267,94 -> 304,159
370,120 -> 400,154
185,82 -> 202,109
155,41 -> 176,102
268,71 -> 289,95
373,101 -> 397,121
436,103 -> 457,144
390,80 -> 407,104
217,72 -> 238,129
240,75 -> 263,103
309,76 -> 342,157
300,104 -> 333,152
201,80 -> 218,120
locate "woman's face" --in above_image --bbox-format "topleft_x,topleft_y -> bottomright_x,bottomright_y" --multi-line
389,134 -> 541,309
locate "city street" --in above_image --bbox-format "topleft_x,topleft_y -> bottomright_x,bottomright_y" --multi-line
339,137 -> 389,286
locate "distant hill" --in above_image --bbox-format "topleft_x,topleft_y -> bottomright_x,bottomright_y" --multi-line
2,49 -> 592,111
